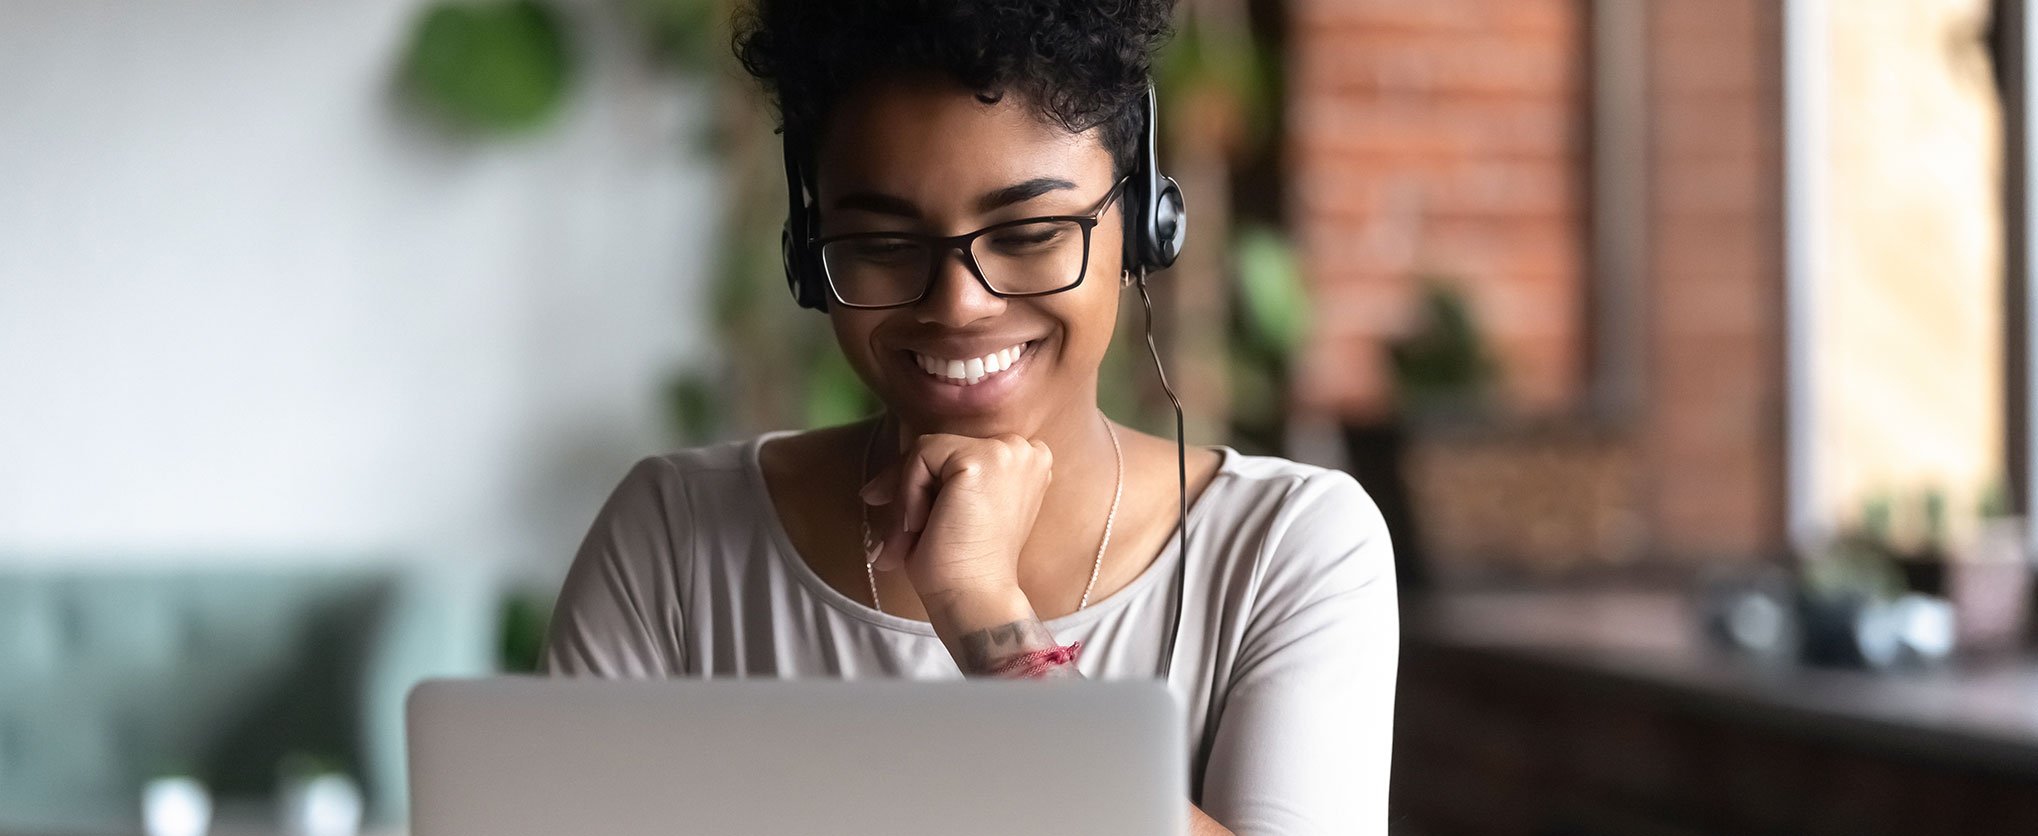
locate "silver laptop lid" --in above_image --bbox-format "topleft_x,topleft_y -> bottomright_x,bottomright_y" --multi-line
407,677 -> 1185,836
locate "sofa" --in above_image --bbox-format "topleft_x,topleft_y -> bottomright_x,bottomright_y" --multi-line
0,562 -> 498,831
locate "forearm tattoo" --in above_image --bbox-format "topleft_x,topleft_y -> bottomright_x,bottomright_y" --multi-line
955,618 -> 1084,678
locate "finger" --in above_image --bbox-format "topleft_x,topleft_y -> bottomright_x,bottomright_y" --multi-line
897,437 -> 949,535
868,494 -> 901,571
877,525 -> 916,572
859,474 -> 893,506
876,486 -> 918,572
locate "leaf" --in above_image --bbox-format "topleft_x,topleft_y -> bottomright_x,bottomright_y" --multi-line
628,0 -> 720,71
1389,280 -> 1494,395
497,590 -> 553,674
1155,9 -> 1279,151
1234,226 -> 1309,359
402,1 -> 571,133
661,370 -> 724,444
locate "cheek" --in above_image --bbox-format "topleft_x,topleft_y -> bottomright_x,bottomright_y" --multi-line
829,313 -> 887,380
1066,223 -> 1124,351
1052,284 -> 1120,364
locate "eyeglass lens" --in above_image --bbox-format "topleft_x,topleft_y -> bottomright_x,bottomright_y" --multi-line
820,219 -> 1090,307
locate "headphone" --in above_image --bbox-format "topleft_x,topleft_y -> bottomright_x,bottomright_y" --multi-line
779,84 -> 1193,685
781,85 -> 1186,311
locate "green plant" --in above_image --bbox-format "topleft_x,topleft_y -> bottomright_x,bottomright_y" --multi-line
1227,226 -> 1309,451
1234,226 -> 1308,360
662,369 -> 724,445
1155,6 -> 1279,154
277,751 -> 349,781
499,590 -> 554,673
1980,478 -> 2011,518
1804,533 -> 1906,603
1388,280 -> 1495,415
624,0 -> 720,71
401,0 -> 572,133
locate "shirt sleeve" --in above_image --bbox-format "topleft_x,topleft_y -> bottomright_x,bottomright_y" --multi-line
541,455 -> 691,678
1198,469 -> 1400,835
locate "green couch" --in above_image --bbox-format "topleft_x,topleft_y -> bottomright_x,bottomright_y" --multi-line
0,563 -> 498,831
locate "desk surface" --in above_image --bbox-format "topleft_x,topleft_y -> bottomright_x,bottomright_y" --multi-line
1405,589 -> 2038,776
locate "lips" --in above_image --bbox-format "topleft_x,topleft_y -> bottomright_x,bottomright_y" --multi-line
910,341 -> 1031,386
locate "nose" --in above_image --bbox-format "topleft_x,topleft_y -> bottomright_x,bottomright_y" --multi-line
914,246 -> 1006,327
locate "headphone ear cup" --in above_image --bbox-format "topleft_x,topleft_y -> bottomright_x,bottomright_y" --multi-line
781,222 -> 803,303
1123,174 -> 1150,274
782,212 -> 829,311
1148,175 -> 1186,269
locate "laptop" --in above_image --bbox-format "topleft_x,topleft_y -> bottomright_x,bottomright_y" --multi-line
406,677 -> 1186,836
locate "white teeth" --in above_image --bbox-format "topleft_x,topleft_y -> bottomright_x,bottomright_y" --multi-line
914,342 -> 1029,386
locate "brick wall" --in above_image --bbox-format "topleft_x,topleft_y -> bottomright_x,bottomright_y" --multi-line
1287,0 -> 1789,567
1287,0 -> 1588,421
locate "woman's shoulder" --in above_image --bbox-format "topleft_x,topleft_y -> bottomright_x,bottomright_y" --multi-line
596,432 -> 793,529
1196,449 -> 1392,590
623,426 -> 842,483
607,425 -> 867,521
1203,448 -> 1378,524
638,432 -> 776,476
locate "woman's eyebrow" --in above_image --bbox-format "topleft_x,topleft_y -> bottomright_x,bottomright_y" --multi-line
975,177 -> 1077,213
830,177 -> 1079,218
832,191 -> 922,218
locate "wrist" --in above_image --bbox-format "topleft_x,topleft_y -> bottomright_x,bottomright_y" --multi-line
923,583 -> 1034,635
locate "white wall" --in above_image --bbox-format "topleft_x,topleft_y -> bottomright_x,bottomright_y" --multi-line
0,2 -> 718,570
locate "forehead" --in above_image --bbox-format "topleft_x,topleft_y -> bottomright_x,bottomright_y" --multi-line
813,77 -> 1115,202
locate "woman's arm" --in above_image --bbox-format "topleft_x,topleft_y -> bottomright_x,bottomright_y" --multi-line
925,589 -> 1237,835
1195,470 -> 1399,834
866,431 -> 1252,833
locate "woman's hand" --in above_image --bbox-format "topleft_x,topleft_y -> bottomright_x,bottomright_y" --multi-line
859,430 -> 1053,612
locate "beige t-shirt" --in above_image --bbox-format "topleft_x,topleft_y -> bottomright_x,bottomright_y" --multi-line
542,431 -> 1398,835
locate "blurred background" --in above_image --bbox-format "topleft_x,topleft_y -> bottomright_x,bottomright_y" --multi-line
2,0 -> 2035,834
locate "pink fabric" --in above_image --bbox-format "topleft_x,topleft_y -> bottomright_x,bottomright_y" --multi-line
989,640 -> 1083,678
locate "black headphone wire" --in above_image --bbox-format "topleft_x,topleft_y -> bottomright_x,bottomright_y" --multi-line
1134,267 -> 1189,683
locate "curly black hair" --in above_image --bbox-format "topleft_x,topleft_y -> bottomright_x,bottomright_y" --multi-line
733,0 -> 1176,180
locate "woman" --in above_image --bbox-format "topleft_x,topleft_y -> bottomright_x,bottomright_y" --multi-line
542,1 -> 1398,832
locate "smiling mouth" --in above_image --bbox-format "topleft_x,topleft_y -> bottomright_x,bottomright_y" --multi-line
909,341 -> 1033,386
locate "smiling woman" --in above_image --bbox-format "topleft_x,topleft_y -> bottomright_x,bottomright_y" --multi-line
539,2 -> 1398,834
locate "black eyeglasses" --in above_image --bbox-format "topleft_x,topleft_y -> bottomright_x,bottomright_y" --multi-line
809,177 -> 1129,309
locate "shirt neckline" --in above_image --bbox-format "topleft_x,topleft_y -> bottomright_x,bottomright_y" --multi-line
743,428 -> 1239,636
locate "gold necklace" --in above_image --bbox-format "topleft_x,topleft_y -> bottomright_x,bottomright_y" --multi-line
858,411 -> 1124,614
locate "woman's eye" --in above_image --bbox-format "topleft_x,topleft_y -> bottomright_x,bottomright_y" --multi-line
845,240 -> 921,264
989,227 -> 1065,252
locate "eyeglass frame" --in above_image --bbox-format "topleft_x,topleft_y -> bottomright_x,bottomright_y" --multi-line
805,176 -> 1131,310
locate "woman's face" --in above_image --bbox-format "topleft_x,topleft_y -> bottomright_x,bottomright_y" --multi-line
814,76 -> 1123,439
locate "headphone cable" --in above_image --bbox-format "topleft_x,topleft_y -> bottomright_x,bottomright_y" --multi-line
1135,270 -> 1189,683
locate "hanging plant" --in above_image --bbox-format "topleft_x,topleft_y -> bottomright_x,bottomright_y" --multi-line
401,0 -> 572,133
